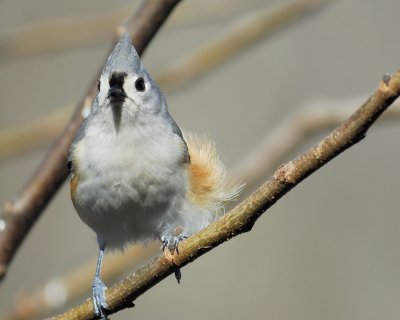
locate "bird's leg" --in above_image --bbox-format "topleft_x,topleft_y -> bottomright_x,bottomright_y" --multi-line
92,247 -> 109,319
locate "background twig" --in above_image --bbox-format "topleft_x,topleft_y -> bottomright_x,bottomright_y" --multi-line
235,97 -> 400,185
157,0 -> 333,91
0,0 -> 262,61
0,105 -> 73,161
2,244 -> 159,320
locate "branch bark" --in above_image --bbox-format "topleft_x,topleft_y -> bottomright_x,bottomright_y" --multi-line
0,0 -> 183,283
52,73 -> 400,320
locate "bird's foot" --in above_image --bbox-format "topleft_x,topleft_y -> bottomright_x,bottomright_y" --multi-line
160,235 -> 188,284
92,276 -> 109,319
161,235 -> 188,254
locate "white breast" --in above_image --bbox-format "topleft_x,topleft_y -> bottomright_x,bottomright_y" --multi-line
71,118 -> 189,250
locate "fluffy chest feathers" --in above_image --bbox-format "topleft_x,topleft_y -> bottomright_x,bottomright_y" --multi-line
70,118 -> 189,248
73,120 -> 188,204
80,126 -> 184,185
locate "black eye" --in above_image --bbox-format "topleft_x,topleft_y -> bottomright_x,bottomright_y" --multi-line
97,80 -> 100,91
135,77 -> 145,92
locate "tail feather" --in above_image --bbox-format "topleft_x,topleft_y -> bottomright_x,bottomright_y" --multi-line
185,133 -> 243,217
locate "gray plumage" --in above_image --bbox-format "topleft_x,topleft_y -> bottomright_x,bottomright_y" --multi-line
68,33 -> 240,319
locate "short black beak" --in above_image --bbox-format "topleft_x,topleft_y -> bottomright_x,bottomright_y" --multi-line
108,86 -> 126,102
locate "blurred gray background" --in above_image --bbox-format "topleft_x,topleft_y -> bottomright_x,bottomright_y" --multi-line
1,0 -> 400,319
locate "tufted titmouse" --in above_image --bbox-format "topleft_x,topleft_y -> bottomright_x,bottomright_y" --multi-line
68,33 -> 241,318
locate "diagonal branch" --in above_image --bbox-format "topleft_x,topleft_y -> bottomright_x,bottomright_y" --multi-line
0,0 -> 183,283
52,72 -> 400,320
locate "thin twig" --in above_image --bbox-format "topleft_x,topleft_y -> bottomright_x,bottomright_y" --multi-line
0,5 -> 136,61
234,98 -> 400,184
0,105 -> 73,161
157,0 -> 333,91
0,0 -> 183,283
0,0 -> 259,60
2,244 -> 159,320
0,0 -> 333,162
51,72 -> 400,319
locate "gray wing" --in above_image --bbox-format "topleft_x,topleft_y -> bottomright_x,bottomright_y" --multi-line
169,116 -> 190,164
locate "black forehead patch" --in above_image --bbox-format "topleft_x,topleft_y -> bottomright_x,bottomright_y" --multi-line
109,72 -> 127,88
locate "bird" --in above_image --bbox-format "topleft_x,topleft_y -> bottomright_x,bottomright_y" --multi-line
68,33 -> 241,319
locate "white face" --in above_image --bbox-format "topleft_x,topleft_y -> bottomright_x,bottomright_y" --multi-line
90,34 -> 168,132
96,69 -> 163,116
